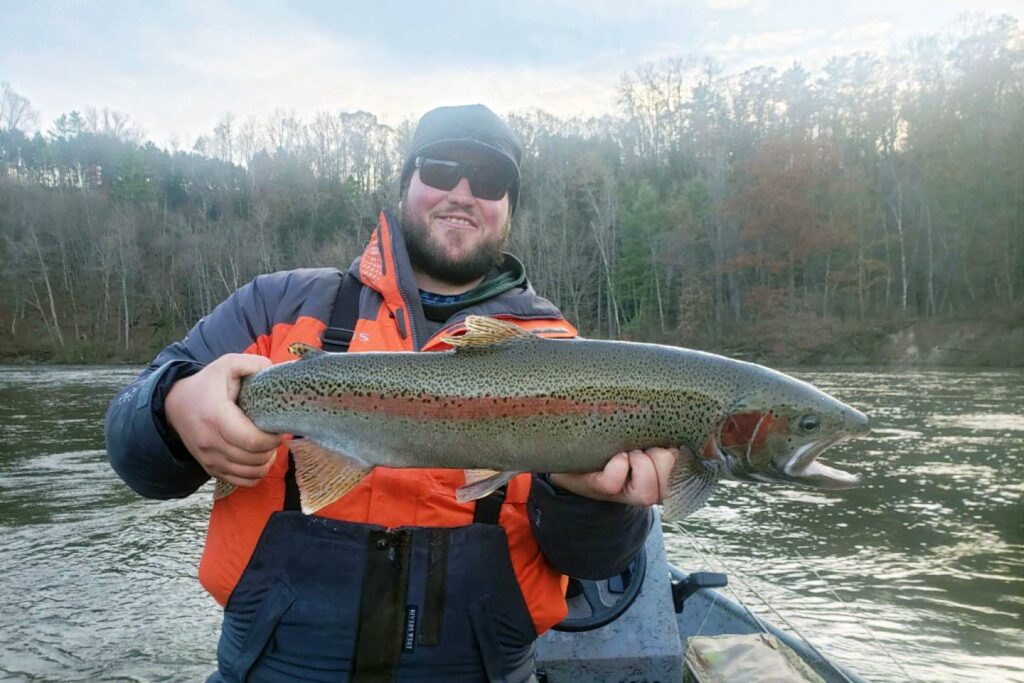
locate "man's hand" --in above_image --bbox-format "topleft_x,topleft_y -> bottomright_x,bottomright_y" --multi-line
548,447 -> 682,506
165,353 -> 283,488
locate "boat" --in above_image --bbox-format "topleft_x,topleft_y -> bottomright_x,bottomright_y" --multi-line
535,509 -> 865,682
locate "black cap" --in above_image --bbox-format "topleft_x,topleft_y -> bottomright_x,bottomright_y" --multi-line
401,104 -> 523,215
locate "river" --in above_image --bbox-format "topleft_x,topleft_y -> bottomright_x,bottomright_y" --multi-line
0,365 -> 1021,682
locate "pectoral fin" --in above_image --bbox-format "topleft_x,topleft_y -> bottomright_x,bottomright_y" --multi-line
456,469 -> 520,503
662,449 -> 720,521
289,439 -> 372,514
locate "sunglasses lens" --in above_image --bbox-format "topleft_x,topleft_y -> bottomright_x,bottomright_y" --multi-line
417,158 -> 514,201
467,166 -> 510,201
418,159 -> 462,192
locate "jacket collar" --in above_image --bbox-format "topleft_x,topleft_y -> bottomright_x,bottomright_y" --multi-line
353,210 -> 428,348
351,210 -> 572,350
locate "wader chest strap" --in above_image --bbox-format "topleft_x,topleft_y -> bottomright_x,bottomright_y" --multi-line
283,271 -> 361,511
472,485 -> 508,525
321,271 -> 363,352
283,453 -> 300,511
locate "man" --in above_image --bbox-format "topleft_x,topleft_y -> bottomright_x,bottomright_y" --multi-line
105,104 -> 678,682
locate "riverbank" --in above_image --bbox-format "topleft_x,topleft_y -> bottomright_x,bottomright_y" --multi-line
865,319 -> 1024,367
720,317 -> 1024,367
1,317 -> 1021,367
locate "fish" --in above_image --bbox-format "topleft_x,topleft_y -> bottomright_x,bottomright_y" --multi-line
216,316 -> 870,519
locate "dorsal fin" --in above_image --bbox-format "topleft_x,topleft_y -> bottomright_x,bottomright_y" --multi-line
442,316 -> 537,350
288,342 -> 326,360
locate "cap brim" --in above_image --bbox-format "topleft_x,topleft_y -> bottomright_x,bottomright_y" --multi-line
413,139 -> 519,175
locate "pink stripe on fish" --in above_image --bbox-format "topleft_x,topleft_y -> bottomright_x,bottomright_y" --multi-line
302,392 -> 641,421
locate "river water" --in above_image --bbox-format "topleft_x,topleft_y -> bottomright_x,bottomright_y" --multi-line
0,365 -> 1021,682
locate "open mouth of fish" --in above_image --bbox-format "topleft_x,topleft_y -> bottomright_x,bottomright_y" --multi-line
716,434 -> 862,490
777,436 -> 862,489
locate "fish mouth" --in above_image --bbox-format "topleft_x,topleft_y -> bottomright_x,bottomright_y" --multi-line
778,437 -> 862,490
712,421 -> 864,491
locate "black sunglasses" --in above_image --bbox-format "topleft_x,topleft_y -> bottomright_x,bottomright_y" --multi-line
414,157 -> 517,201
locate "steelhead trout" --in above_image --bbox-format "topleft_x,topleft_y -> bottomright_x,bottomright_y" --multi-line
220,316 -> 870,519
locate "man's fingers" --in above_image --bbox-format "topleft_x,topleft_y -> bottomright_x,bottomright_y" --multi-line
214,456 -> 276,483
220,353 -> 274,380
214,353 -> 273,403
626,450 -> 660,506
593,452 -> 630,496
215,441 -> 278,469
218,404 -> 282,453
645,447 -> 678,502
548,447 -> 682,505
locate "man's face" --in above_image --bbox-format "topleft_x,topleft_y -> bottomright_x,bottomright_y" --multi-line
400,147 -> 512,287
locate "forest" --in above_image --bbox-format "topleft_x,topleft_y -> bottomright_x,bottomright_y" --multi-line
1,15 -> 1021,363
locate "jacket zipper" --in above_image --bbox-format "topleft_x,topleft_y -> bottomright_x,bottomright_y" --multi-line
385,211 -> 420,349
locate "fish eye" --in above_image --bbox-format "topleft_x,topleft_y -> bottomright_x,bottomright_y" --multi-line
798,414 -> 821,434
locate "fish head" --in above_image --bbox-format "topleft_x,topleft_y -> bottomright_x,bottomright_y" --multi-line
706,378 -> 870,490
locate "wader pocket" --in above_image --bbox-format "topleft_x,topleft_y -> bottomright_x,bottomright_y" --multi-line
228,579 -> 295,682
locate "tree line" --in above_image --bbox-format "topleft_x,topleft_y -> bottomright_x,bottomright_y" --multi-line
1,15 -> 1021,362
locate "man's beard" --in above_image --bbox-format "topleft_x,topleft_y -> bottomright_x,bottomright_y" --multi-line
400,206 -> 509,287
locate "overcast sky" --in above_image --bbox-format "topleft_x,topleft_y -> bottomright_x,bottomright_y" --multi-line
1,0 -> 1020,148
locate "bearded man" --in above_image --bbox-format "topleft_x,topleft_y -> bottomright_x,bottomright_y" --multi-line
105,104 -> 677,682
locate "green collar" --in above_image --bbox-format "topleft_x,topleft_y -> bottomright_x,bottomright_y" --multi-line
419,253 -> 526,322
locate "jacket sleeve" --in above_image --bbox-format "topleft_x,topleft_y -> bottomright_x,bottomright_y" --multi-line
528,474 -> 652,580
104,275 -> 278,500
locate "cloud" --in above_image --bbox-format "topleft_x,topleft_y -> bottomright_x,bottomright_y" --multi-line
708,29 -> 822,54
832,20 -> 894,43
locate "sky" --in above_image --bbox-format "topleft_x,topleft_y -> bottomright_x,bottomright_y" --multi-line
1,0 -> 1020,148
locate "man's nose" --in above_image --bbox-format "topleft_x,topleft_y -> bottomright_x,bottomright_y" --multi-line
447,177 -> 475,203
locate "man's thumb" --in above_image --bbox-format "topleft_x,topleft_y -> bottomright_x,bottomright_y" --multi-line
224,353 -> 273,380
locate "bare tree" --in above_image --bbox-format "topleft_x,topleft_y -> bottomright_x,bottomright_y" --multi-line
0,82 -> 40,132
